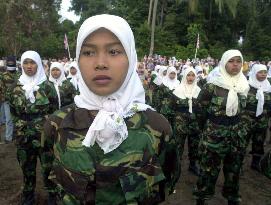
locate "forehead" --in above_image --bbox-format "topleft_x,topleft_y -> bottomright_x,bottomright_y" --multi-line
83,28 -> 121,44
187,71 -> 195,75
23,58 -> 36,63
228,56 -> 241,61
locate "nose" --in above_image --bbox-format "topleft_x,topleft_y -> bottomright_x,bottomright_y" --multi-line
95,53 -> 108,70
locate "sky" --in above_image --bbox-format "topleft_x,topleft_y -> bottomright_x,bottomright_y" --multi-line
59,0 -> 80,23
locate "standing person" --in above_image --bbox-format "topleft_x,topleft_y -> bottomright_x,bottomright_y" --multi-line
246,64 -> 271,170
162,66 -> 180,91
193,50 -> 250,205
171,67 -> 201,176
0,55 -> 19,143
44,14 -> 179,205
7,51 -> 58,205
49,62 -> 77,109
67,61 -> 80,92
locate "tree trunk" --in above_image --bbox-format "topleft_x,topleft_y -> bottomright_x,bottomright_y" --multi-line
148,0 -> 154,26
149,0 -> 158,56
160,0 -> 165,26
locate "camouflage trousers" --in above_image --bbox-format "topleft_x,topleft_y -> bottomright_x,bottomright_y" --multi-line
16,138 -> 56,195
175,133 -> 200,162
260,149 -> 271,179
249,128 -> 267,156
193,145 -> 245,202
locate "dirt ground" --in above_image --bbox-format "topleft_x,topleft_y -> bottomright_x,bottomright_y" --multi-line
0,137 -> 271,205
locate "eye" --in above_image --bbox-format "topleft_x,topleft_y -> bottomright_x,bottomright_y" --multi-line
109,49 -> 122,56
81,50 -> 95,56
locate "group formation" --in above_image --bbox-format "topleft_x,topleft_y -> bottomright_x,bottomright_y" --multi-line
143,50 -> 271,204
0,14 -> 270,205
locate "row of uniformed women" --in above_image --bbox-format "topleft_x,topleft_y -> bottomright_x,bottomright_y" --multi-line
151,49 -> 271,205
7,14 -> 181,205
6,52 -> 79,204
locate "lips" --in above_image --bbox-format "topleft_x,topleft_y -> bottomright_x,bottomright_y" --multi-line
93,75 -> 112,85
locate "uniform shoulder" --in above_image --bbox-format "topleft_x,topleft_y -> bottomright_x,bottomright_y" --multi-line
144,109 -> 172,136
49,103 -> 76,123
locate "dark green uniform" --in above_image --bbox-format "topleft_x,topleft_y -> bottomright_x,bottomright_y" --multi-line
193,83 -> 249,203
49,80 -> 77,108
0,70 -> 20,102
260,149 -> 271,179
7,80 -> 58,199
245,86 -> 271,158
44,105 -> 180,205
170,95 -> 201,165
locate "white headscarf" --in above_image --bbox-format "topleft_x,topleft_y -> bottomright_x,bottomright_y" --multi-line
67,61 -> 80,90
173,67 -> 201,113
151,64 -> 160,76
162,66 -> 180,90
153,65 -> 167,85
74,14 -> 153,153
195,65 -> 205,81
49,62 -> 66,109
249,64 -> 271,117
19,51 -> 47,103
209,49 -> 249,116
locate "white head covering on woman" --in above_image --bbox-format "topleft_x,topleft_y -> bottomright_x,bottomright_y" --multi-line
162,66 -> 180,90
19,51 -> 47,103
209,49 -> 249,116
49,62 -> 66,109
249,64 -> 271,117
153,65 -> 167,85
173,67 -> 201,113
74,14 -> 153,153
67,61 -> 80,90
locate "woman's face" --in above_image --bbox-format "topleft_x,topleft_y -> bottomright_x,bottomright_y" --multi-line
79,28 -> 129,96
163,70 -> 167,76
256,70 -> 267,81
23,58 -> 38,76
70,67 -> 77,75
186,71 -> 196,84
169,72 -> 176,80
51,67 -> 61,79
225,56 -> 242,76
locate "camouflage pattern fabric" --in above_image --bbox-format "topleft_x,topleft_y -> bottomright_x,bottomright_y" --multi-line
193,83 -> 249,203
44,104 -> 180,205
0,71 -> 20,102
7,80 -> 58,194
260,149 -> 271,179
244,86 -> 271,156
49,79 -> 78,108
170,95 -> 201,162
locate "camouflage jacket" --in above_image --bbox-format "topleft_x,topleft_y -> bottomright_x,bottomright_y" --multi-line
0,71 -> 20,102
49,80 -> 78,108
196,83 -> 249,149
244,85 -> 271,130
170,94 -> 201,136
44,104 -> 180,205
7,80 -> 58,146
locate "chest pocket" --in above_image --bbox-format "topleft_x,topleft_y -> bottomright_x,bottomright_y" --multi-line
35,90 -> 50,106
210,96 -> 225,113
238,95 -> 246,109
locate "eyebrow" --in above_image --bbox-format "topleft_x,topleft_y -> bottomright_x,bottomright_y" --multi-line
82,42 -> 122,48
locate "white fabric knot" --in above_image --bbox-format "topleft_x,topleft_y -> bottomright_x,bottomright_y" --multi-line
22,83 -> 40,103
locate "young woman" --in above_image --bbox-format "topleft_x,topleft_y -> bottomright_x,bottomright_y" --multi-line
171,67 -> 201,176
246,64 -> 271,170
44,14 -> 179,205
162,66 -> 180,91
67,61 -> 80,92
7,51 -> 58,204
193,50 -> 250,205
49,62 -> 77,109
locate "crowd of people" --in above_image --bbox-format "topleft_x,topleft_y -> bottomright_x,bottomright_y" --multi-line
0,14 -> 270,205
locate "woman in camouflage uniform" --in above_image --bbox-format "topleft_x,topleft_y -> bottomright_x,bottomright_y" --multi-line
67,61 -> 80,92
44,14 -> 179,205
193,50 -> 250,205
8,51 -> 58,205
171,67 -> 201,176
246,64 -> 271,170
49,62 -> 77,109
